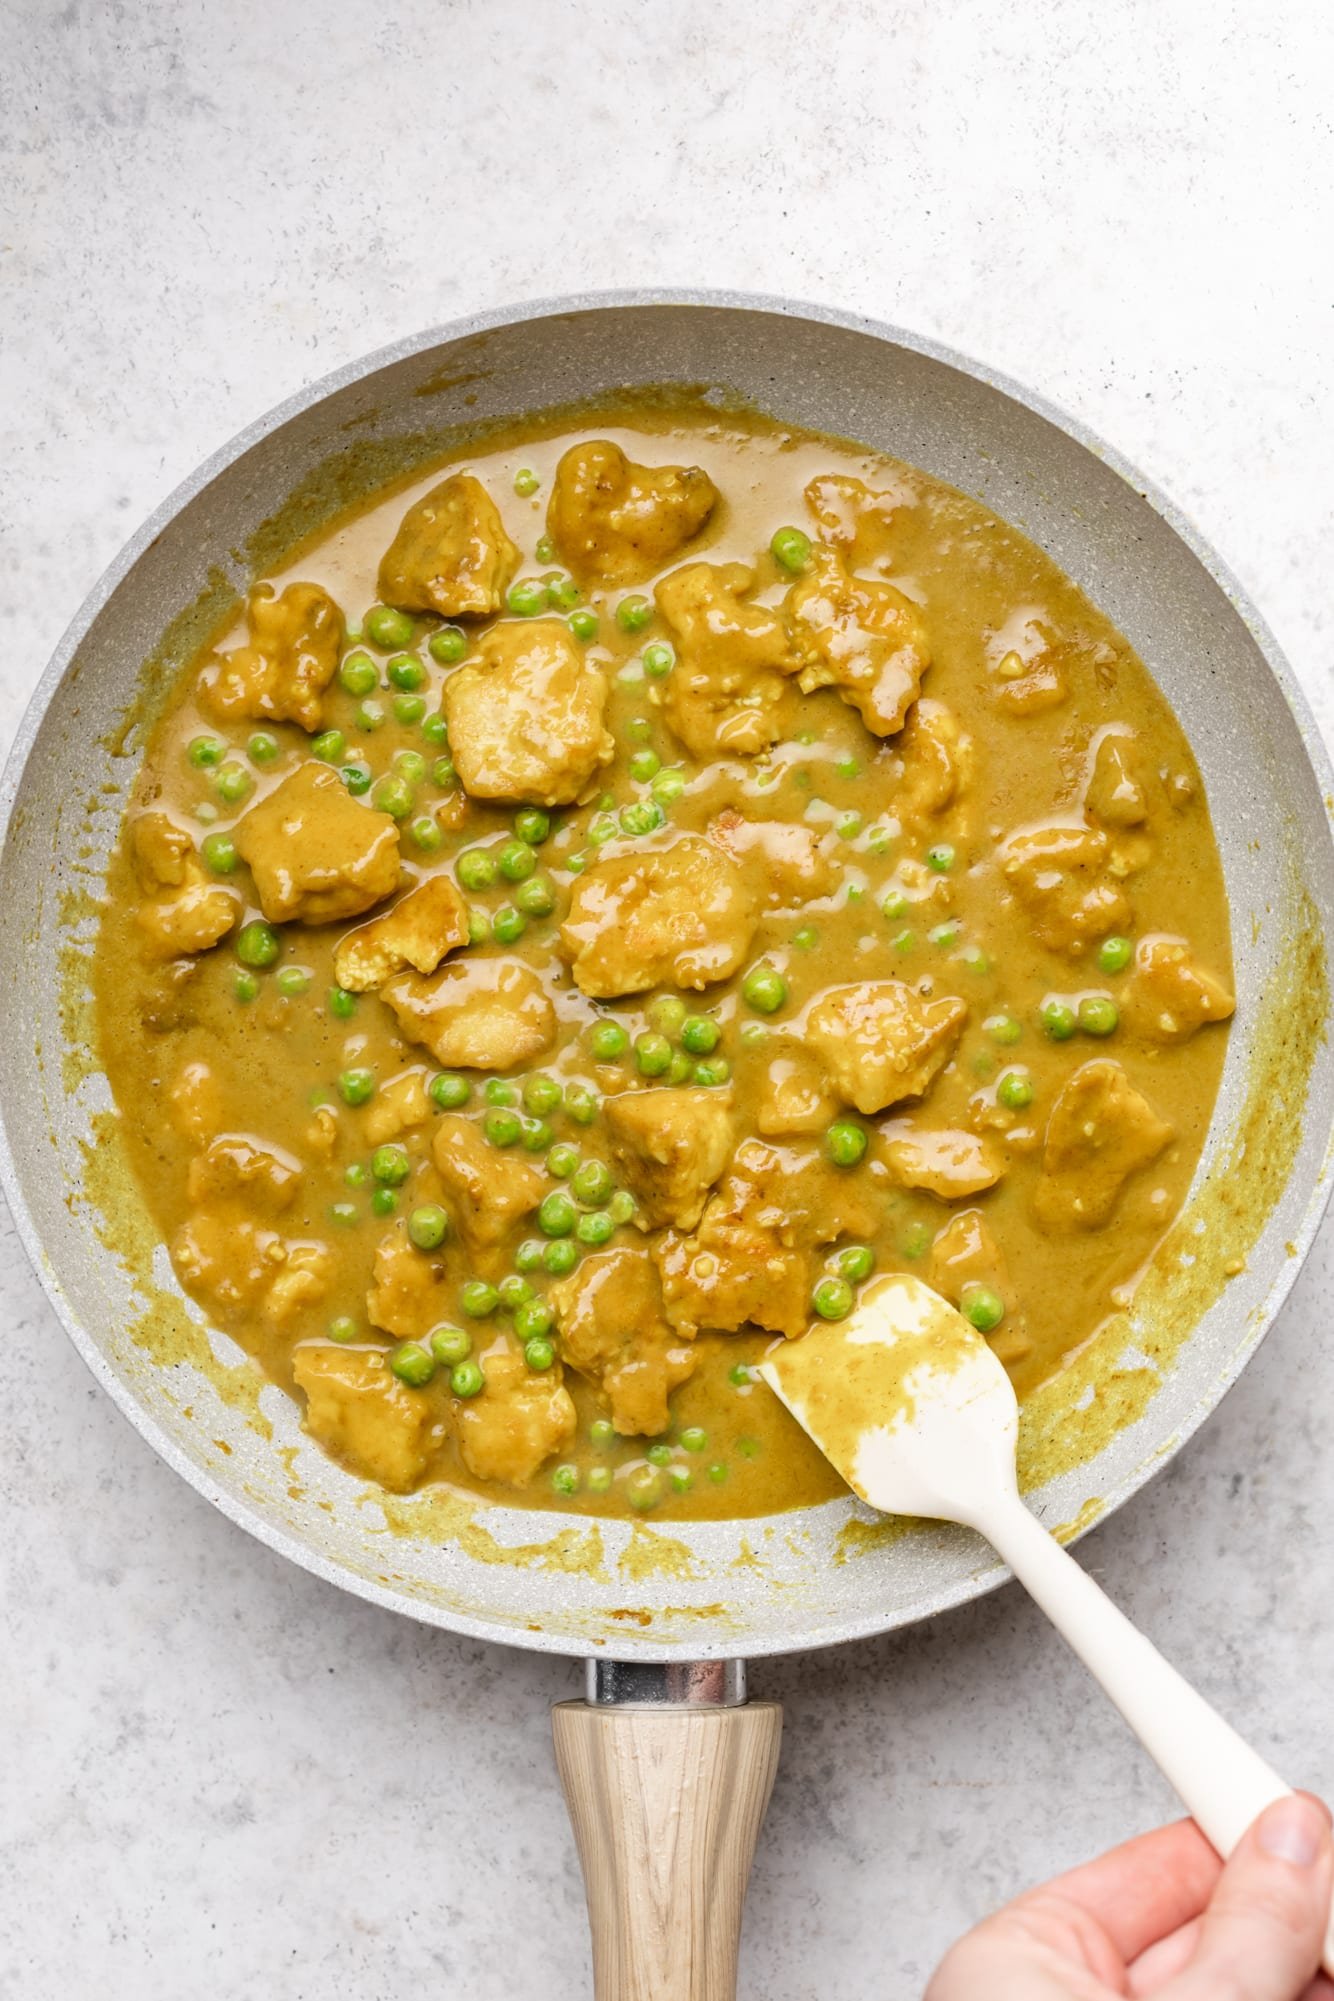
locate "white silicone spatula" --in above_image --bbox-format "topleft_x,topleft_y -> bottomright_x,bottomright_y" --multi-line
760,1271 -> 1334,1972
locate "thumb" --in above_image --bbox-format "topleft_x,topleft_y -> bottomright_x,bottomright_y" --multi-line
1167,1793 -> 1333,2001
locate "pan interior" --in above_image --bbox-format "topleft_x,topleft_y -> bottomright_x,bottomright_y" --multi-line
3,297 -> 1330,1661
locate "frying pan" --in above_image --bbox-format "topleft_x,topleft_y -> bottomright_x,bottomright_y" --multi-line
4,293 -> 1333,2001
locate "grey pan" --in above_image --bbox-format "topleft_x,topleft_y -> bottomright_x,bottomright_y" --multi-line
2,292 -> 1333,1672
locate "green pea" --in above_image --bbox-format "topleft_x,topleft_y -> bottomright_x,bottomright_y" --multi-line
693,1058 -> 730,1087
525,1336 -> 556,1373
563,1083 -> 599,1125
484,1077 -> 516,1104
929,921 -> 960,948
666,1051 -> 692,1085
792,925 -> 818,952
547,1462 -> 578,1497
515,1238 -> 545,1274
328,1316 -> 359,1343
507,577 -> 547,617
484,1108 -> 521,1148
571,1158 -> 613,1208
456,847 -> 497,891
589,1019 -> 629,1062
728,1362 -> 753,1387
546,574 -> 581,612
460,1280 -> 499,1318
629,748 -> 661,783
739,1020 -> 768,1050
880,887 -> 909,922
365,605 -> 415,650
961,1283 -> 1005,1334
926,843 -> 956,874
543,1238 -> 579,1276
356,699 -> 385,733
309,731 -> 345,771
327,1198 -> 359,1226
493,839 -> 533,884
422,1075 -> 466,1115
813,1275 -> 854,1321
392,693 -> 426,725
576,1211 -> 615,1246
634,1032 -> 673,1078
233,970 -> 259,1003
505,808 -> 547,847
213,762 -> 252,807
408,1204 -> 450,1250
405,817 -> 441,857
771,526 -> 813,574
741,965 -> 788,1015
590,1418 -> 616,1449
187,734 -> 223,768
385,652 -> 424,692
646,995 -> 687,1040
608,1190 -> 636,1225
901,1221 -> 932,1261
835,756 -> 860,781
680,1014 -> 719,1055
341,763 -> 372,796
468,910 -> 492,946
492,905 -> 527,946
680,1425 -> 708,1453
235,920 -> 280,969
276,966 -> 310,998
337,1067 -> 375,1106
620,799 -> 664,837
569,607 -> 599,643
587,1464 -> 613,1494
626,1465 -> 664,1511
200,830 -> 237,875
547,1142 -> 580,1180
641,1442 -> 671,1468
391,1341 -> 436,1387
1041,998 -> 1077,1041
334,647 -> 376,696
429,626 -> 468,665
421,712 -> 449,747
431,755 -> 456,789
836,1244 -> 875,1282
394,748 -> 428,785
328,986 -> 357,1020
521,1115 -> 553,1152
639,643 -> 673,682
823,1120 -> 868,1169
369,1144 -> 409,1187
1078,995 -> 1120,1037
985,1012 -> 1023,1046
1096,934 -> 1134,976
497,1274 -> 534,1313
836,810 -> 862,841
588,812 -> 618,846
539,1190 -> 577,1237
513,467 -> 540,496
430,1325 -> 471,1366
450,1359 -> 485,1398
344,1162 -> 369,1188
372,773 -> 415,820
514,1298 -> 554,1342
616,594 -> 653,634
997,1068 -> 1034,1111
959,945 -> 991,975
514,1076 -> 556,1120
707,1461 -> 730,1485
651,768 -> 686,805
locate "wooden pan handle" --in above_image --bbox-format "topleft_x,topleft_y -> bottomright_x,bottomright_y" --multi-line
553,1699 -> 783,2001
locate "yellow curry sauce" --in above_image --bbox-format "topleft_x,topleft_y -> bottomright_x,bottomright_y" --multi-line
92,410 -> 1235,1522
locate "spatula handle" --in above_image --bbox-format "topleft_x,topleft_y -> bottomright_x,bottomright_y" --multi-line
985,1492 -> 1334,1972
553,1699 -> 782,2001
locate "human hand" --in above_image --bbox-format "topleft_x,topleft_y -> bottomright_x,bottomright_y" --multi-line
926,1793 -> 1334,2000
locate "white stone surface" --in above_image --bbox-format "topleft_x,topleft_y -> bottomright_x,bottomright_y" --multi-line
3,2 -> 1333,1994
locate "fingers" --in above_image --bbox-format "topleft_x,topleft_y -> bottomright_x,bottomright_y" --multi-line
1167,1794 -> 1333,2001
1036,1817 -> 1221,1963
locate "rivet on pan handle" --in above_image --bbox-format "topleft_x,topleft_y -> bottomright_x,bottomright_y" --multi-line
554,1658 -> 781,2001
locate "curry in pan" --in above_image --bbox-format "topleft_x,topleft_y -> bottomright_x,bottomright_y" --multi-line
93,409 -> 1234,1520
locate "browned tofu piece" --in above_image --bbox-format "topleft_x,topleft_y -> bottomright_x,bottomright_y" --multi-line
172,1210 -> 331,1327
603,1087 -> 735,1231
998,822 -> 1131,957
547,440 -> 718,585
654,562 -> 800,759
892,699 -> 973,828
132,811 -> 193,890
560,836 -> 757,998
431,1113 -> 545,1249
168,1057 -> 224,1146
754,1046 -> 839,1136
199,581 -> 344,732
708,809 -> 838,911
185,1133 -> 302,1214
805,981 -> 968,1114
550,1248 -> 697,1436
1084,729 -> 1151,828
137,876 -> 241,959
292,1342 -> 445,1493
382,956 -> 556,1070
1123,935 -> 1236,1045
453,1345 -> 577,1487
1034,1059 -> 1174,1231
987,615 -> 1070,716
728,1138 -> 885,1249
377,472 -> 519,619
235,763 -> 401,925
442,616 -> 613,807
333,875 -> 470,992
786,549 -> 930,736
880,1124 -> 1005,1200
366,1220 -> 457,1340
804,472 -> 907,568
362,1069 -> 432,1146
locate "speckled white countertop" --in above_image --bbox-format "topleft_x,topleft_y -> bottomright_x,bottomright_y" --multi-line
3,3 -> 1333,1995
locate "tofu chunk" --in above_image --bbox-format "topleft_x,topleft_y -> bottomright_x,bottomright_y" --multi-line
603,1086 -> 735,1231
998,822 -> 1131,957
235,763 -> 401,925
132,811 -> 193,890
168,1057 -> 224,1146
805,980 -> 968,1114
804,472 -> 908,568
727,1137 -> 885,1249
754,1046 -> 838,1136
333,875 -> 470,991
987,615 -> 1070,716
550,1249 -> 697,1436
199,581 -> 344,732
1123,934 -> 1236,1044
560,836 -> 757,998
1034,1059 -> 1174,1231
292,1343 -> 445,1493
880,1124 -> 1005,1200
186,1133 -> 303,1215
708,810 -> 838,911
362,1069 -> 432,1146
786,549 -> 930,736
892,699 -> 973,828
366,1220 -> 457,1340
1084,730 -> 1151,829
377,472 -> 519,619
431,1112 -> 545,1249
547,439 -> 718,585
137,876 -> 241,959
654,562 -> 800,759
381,956 -> 557,1069
172,1210 -> 330,1328
453,1345 -> 577,1488
443,617 -> 613,807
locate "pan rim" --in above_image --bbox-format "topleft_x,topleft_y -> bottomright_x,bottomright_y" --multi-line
3,286 -> 1331,1662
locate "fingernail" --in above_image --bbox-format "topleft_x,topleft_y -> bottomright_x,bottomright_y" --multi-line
1258,1795 -> 1328,1867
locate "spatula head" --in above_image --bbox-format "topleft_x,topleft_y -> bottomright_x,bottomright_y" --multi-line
759,1273 -> 1021,1527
